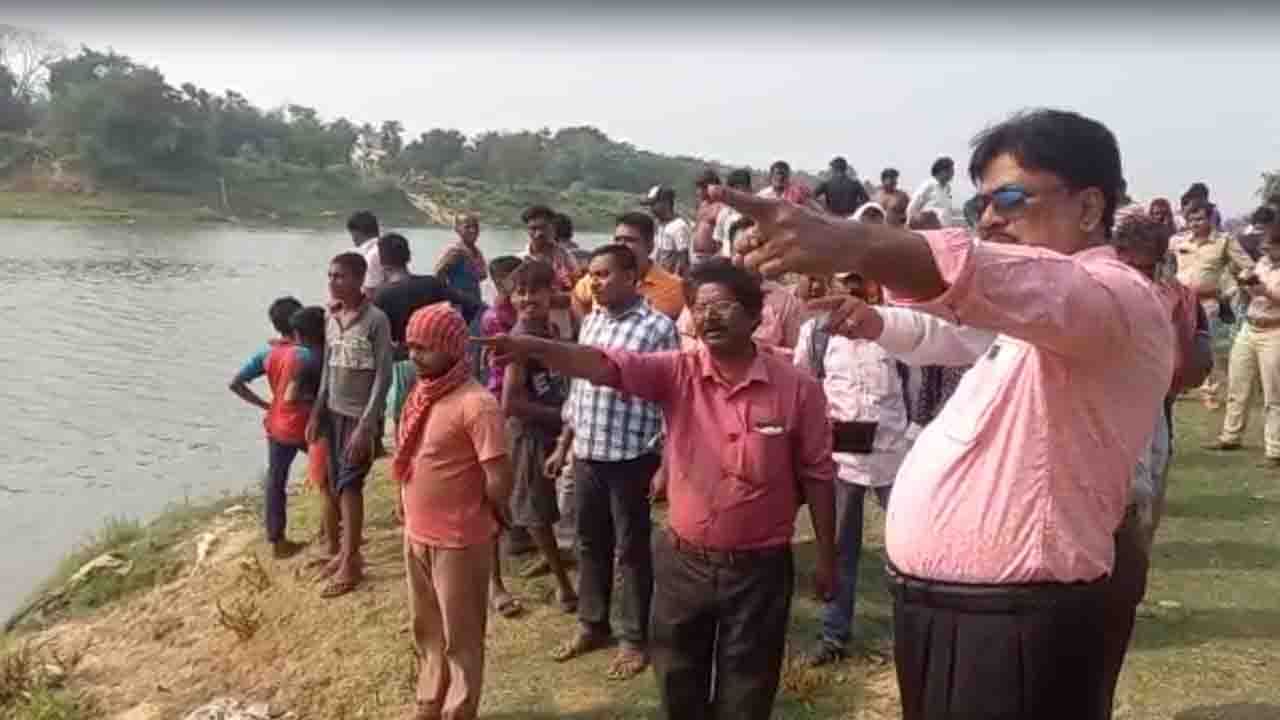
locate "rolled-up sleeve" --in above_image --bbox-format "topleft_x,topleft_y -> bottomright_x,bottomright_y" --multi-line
795,378 -> 835,485
601,349 -> 680,406
877,306 -> 993,367
890,229 -> 1148,361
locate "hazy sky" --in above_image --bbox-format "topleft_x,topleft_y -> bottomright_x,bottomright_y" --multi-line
10,4 -> 1279,214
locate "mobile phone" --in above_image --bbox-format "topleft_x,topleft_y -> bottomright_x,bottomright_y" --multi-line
833,421 -> 878,454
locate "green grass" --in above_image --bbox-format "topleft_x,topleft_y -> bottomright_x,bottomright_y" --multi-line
271,399 -> 1280,718
6,494 -> 256,632
412,176 -> 638,230
0,166 -> 640,230
8,401 -> 1279,719
0,636 -> 95,720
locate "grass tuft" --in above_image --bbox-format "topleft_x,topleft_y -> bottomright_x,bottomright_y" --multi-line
6,402 -> 1280,719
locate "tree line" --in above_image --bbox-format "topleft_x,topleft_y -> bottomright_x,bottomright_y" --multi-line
0,26 -> 739,199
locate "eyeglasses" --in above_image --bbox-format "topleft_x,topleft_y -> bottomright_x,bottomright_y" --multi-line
969,183 -> 1065,220
689,299 -> 742,319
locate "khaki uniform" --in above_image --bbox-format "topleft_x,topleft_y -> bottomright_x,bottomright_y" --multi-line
1171,231 -> 1254,403
1219,256 -> 1280,458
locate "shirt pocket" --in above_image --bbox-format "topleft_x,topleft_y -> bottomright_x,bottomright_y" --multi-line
332,335 -> 376,371
939,338 -> 1021,445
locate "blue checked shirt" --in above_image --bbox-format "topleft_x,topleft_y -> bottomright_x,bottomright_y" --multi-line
566,297 -> 679,461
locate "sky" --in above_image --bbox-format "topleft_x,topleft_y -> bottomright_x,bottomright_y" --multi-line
8,3 -> 1279,215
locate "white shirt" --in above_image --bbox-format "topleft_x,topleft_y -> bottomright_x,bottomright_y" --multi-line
654,217 -> 692,273
907,177 -> 954,227
795,318 -> 909,488
713,205 -> 741,258
357,238 -> 385,292
655,217 -> 691,254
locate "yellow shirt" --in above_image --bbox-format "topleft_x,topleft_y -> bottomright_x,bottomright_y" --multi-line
1246,256 -> 1280,327
573,263 -> 685,320
1171,230 -> 1253,297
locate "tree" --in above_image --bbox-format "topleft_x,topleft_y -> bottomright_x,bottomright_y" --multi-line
1261,172 -> 1280,202
46,49 -> 212,187
0,63 -> 29,132
378,120 -> 403,165
397,128 -> 466,176
0,25 -> 65,100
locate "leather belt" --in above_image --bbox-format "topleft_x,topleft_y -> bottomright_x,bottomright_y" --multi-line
665,530 -> 788,567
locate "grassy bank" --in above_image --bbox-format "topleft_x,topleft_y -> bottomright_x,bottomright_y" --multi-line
0,167 -> 642,231
4,402 -> 1279,719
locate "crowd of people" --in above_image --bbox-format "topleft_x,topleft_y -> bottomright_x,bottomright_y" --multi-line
227,106 -> 1280,720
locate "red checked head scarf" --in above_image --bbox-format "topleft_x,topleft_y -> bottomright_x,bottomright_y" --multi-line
392,303 -> 472,484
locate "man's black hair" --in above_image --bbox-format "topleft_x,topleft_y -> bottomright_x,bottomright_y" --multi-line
1184,198 -> 1213,217
830,157 -> 849,173
269,296 -> 304,336
616,211 -> 657,245
726,168 -> 753,190
1251,205 -> 1278,226
683,257 -> 765,320
968,109 -> 1122,238
1187,182 -> 1210,199
510,259 -> 557,293
881,167 -> 899,182
589,243 -> 639,274
331,251 -> 368,279
521,205 -> 557,224
930,156 -> 955,177
728,216 -> 756,243
553,212 -> 574,242
346,210 -> 379,238
377,233 -> 411,269
1113,214 -> 1173,260
290,306 -> 326,346
489,255 -> 523,280
769,160 -> 791,175
695,168 -> 722,188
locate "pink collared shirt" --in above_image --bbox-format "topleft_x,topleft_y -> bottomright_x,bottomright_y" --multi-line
603,346 -> 834,550
885,230 -> 1174,584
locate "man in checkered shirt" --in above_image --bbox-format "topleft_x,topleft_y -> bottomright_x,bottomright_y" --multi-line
543,242 -> 679,678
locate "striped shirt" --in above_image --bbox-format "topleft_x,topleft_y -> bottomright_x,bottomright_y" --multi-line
566,297 -> 679,461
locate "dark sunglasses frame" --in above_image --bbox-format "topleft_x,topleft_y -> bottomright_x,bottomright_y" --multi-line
967,183 -> 1042,222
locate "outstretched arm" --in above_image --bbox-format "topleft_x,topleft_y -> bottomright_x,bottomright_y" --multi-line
718,187 -> 1160,362
475,335 -> 620,388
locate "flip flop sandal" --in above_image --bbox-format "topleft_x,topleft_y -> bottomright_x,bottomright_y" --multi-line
491,595 -> 524,619
319,577 -> 361,599
518,558 -> 551,578
606,648 -> 649,680
551,631 -> 614,662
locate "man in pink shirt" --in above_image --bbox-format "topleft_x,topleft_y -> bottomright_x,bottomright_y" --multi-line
717,109 -> 1173,720
478,257 -> 836,720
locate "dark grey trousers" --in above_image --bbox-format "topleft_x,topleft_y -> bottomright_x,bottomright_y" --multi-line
651,530 -> 793,720
572,454 -> 658,647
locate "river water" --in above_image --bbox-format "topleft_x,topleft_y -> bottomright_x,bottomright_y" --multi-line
0,219 -> 596,618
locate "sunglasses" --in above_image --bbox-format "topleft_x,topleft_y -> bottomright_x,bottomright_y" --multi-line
967,183 -> 1064,223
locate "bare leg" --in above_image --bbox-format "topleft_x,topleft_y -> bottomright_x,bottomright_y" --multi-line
331,488 -> 364,588
530,524 -> 576,608
323,490 -> 341,557
489,538 -> 522,618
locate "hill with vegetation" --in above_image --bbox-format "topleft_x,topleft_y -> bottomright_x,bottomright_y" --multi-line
0,27 -> 774,230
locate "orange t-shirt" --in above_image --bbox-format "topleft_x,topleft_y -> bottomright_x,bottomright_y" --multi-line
402,380 -> 509,548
